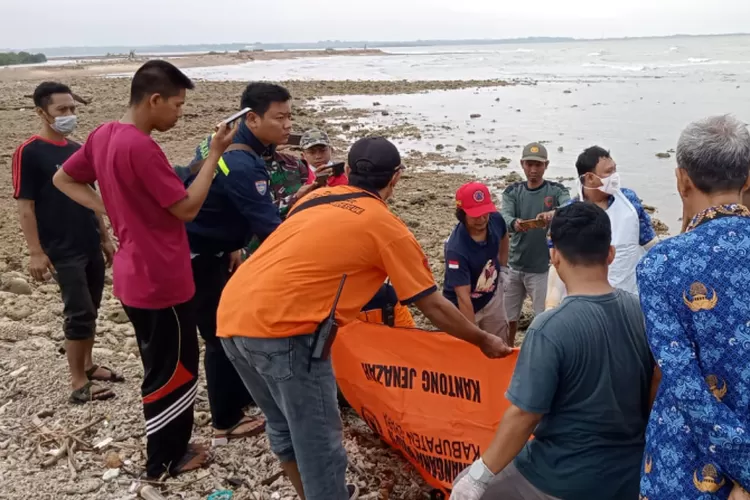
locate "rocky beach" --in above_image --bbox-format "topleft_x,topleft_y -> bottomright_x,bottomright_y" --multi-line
0,52 -> 673,499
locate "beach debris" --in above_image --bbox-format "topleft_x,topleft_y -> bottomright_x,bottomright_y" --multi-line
435,144 -> 444,151
104,451 -> 123,468
651,217 -> 670,235
0,321 -> 31,341
455,145 -> 467,153
516,109 -> 521,112
372,101 -> 381,106
501,171 -> 524,183
655,152 -> 671,159
470,113 -> 481,119
381,110 -> 390,116
558,146 -> 564,152
103,468 -> 120,481
138,485 -> 168,500
2,277 -> 32,295
563,90 -> 572,94
495,97 -> 500,102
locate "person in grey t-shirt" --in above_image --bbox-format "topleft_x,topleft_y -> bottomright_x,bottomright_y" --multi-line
451,202 -> 654,500
501,142 -> 569,346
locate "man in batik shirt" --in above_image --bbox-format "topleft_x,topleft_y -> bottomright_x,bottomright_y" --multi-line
637,115 -> 750,500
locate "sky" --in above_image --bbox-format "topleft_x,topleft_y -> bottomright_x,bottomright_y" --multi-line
3,0 -> 750,49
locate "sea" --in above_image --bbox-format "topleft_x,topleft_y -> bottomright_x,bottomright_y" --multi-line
183,35 -> 750,230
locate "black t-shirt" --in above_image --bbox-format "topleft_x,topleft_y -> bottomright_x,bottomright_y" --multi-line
12,136 -> 100,262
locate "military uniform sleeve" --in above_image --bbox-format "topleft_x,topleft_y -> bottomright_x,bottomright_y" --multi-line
380,230 -> 437,305
501,186 -> 518,233
637,250 -> 750,484
224,162 -> 281,242
12,143 -> 38,200
505,327 -> 561,414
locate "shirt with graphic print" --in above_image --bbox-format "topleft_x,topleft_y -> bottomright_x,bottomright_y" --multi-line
443,212 -> 507,313
637,207 -> 750,499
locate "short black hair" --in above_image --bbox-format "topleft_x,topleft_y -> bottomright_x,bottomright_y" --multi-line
575,146 -> 610,177
240,82 -> 291,117
455,208 -> 467,225
33,81 -> 72,110
550,202 -> 611,266
129,60 -> 194,105
677,115 -> 750,194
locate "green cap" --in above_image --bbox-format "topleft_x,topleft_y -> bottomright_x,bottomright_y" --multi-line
521,142 -> 548,162
300,128 -> 331,150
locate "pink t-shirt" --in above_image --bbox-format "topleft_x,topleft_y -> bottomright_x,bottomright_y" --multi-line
63,122 -> 194,309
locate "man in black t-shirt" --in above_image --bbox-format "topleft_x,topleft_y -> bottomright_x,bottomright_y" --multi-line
12,82 -> 122,404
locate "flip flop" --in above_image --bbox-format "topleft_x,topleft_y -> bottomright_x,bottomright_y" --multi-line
86,364 -> 125,383
214,416 -> 266,441
167,443 -> 211,477
69,381 -> 115,405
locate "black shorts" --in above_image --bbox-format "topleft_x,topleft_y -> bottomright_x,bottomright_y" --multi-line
55,251 -> 105,341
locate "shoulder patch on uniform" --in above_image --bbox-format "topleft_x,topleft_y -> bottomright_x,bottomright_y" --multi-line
255,180 -> 268,195
503,181 -> 524,194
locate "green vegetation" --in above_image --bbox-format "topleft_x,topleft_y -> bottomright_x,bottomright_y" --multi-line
0,51 -> 47,66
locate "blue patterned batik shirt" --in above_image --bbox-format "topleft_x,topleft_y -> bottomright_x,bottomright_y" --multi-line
636,205 -> 750,499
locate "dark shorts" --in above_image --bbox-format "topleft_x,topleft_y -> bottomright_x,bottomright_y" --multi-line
55,251 -> 105,341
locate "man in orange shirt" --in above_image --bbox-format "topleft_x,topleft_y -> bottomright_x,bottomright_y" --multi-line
218,137 -> 511,500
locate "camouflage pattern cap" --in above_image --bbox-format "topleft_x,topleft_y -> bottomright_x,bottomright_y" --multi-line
300,128 -> 331,150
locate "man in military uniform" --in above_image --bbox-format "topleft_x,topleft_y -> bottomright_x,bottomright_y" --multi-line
176,82 -> 310,441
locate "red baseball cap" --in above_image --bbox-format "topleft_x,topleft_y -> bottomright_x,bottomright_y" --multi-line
455,182 -> 498,217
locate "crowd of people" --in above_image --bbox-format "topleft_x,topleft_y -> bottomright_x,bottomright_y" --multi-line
9,58 -> 749,500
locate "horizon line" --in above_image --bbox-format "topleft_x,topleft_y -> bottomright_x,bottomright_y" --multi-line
7,31 -> 750,53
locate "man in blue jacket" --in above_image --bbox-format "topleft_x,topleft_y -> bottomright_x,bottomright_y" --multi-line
175,82 -> 305,442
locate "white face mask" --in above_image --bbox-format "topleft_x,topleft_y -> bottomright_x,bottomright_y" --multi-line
50,115 -> 77,136
583,172 -> 621,195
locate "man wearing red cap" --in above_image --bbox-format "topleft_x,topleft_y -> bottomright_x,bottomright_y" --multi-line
443,182 -> 510,342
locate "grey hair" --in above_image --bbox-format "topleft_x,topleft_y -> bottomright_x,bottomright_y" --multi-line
676,114 -> 750,193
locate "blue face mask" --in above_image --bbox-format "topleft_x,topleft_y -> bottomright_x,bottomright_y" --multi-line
51,115 -> 77,136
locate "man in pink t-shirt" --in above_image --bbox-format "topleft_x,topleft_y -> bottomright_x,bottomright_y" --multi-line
53,60 -> 236,479
300,128 -> 349,188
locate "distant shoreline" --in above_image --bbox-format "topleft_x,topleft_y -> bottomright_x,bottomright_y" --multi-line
0,49 -> 386,82
7,32 -> 750,59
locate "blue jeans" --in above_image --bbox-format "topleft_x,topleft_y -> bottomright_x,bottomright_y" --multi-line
221,334 -> 349,500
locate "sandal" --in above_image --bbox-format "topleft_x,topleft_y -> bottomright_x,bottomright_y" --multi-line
214,416 -> 266,441
168,443 -> 210,477
86,364 -> 125,383
69,381 -> 115,404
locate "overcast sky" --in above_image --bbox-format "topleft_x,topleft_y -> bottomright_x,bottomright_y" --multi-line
4,0 -> 750,49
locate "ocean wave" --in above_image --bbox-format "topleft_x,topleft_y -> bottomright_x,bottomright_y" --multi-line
587,51 -> 603,57
687,57 -> 711,63
515,48 -> 535,53
668,46 -> 680,52
582,62 -> 646,72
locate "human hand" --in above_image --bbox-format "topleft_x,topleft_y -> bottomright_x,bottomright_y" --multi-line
295,183 -> 318,201
228,250 -> 243,273
209,122 -> 239,156
730,483 -> 750,500
513,220 -> 528,233
29,251 -> 55,282
101,240 -> 116,268
536,210 -> 555,223
451,470 -> 490,500
479,333 -> 513,358
499,266 -> 509,286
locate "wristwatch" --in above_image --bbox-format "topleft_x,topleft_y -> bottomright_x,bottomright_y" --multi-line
468,458 -> 495,485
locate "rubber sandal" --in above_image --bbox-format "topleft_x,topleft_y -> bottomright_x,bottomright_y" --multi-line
86,364 -> 125,383
69,381 -> 115,405
214,416 -> 266,441
168,444 -> 210,477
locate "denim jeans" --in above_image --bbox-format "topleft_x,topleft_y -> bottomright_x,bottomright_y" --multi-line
221,334 -> 349,500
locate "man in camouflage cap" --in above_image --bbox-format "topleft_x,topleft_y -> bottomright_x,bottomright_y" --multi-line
300,128 -> 348,187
